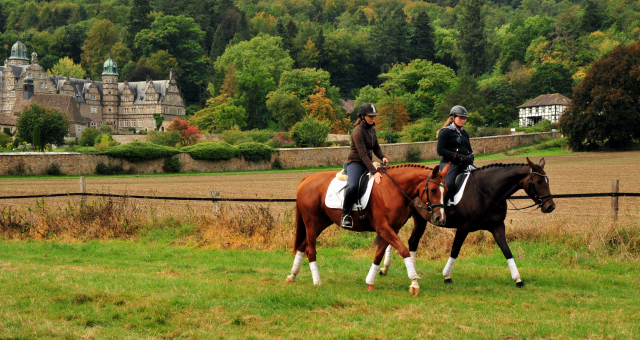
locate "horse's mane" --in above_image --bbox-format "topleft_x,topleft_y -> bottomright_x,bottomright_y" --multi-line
386,163 -> 433,171
472,163 -> 527,172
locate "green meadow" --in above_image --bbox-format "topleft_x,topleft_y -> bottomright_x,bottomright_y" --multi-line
1,238 -> 638,339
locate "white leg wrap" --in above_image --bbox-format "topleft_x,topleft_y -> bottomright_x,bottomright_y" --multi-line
443,257 -> 456,278
410,251 -> 417,267
404,257 -> 419,280
309,261 -> 321,285
507,258 -> 521,281
291,251 -> 304,275
366,263 -> 379,285
383,245 -> 393,268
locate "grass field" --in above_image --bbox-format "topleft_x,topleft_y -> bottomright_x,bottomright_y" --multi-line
1,239 -> 639,339
1,140 -> 640,339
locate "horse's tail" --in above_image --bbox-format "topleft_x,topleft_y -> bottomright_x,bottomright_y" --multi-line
373,234 -> 383,246
292,201 -> 307,256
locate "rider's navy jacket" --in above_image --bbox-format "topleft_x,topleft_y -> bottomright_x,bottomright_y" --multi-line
436,124 -> 473,164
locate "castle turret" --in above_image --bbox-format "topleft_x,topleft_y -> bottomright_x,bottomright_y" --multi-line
102,56 -> 119,129
23,76 -> 34,100
8,40 -> 30,66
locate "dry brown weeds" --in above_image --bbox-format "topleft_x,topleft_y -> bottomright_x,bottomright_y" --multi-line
0,196 -> 639,259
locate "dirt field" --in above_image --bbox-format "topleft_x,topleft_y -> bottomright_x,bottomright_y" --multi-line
1,151 -> 639,224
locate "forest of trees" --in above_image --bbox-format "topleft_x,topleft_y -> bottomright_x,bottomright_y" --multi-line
2,0 -> 638,142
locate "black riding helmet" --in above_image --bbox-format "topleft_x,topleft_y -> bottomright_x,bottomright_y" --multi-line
450,105 -> 468,118
357,103 -> 378,117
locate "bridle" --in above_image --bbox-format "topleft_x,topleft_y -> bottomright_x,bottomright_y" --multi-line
381,166 -> 446,214
526,168 -> 554,207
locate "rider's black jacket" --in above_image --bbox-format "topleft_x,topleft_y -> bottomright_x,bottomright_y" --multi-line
436,124 -> 473,165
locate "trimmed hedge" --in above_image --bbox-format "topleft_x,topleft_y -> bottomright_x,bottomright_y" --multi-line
237,142 -> 275,162
181,142 -> 239,161
99,142 -> 181,162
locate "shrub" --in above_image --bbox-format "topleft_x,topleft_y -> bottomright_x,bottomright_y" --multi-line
80,128 -> 101,146
94,134 -> 118,151
406,145 -> 422,162
0,132 -> 12,148
377,130 -> 401,143
237,142 -> 275,162
99,125 -> 113,133
181,142 -> 239,161
400,118 -> 440,142
147,130 -> 182,147
96,163 -> 129,175
220,127 -> 253,145
245,129 -> 272,144
290,117 -> 331,147
271,156 -> 283,169
99,142 -> 181,162
162,157 -> 183,173
45,163 -> 63,176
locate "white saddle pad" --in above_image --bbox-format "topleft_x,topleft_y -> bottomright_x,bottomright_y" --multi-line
325,175 -> 375,210
447,166 -> 476,206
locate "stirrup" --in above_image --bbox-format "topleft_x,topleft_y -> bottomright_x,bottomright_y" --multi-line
341,214 -> 353,228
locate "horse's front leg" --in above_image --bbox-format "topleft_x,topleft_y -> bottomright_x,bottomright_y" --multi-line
378,227 -> 420,295
378,244 -> 393,276
366,238 -> 390,291
407,214 -> 428,273
489,223 -> 524,288
443,229 -> 469,284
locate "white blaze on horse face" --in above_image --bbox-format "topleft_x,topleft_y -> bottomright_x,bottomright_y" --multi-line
439,185 -> 445,217
309,261 -> 322,285
366,263 -> 379,285
404,257 -> 419,280
507,258 -> 521,281
443,257 -> 456,279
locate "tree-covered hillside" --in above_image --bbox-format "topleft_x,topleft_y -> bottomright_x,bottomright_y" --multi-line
2,0 -> 638,132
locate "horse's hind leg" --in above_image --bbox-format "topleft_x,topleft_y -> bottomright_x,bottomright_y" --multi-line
443,230 -> 469,284
489,223 -> 524,288
365,238 -> 390,291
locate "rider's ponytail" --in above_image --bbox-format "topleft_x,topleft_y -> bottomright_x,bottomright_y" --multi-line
436,116 -> 455,138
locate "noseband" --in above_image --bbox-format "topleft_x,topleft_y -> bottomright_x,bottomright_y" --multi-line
381,167 -> 446,214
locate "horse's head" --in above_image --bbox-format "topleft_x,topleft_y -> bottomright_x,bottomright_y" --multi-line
524,157 -> 556,213
419,163 -> 449,226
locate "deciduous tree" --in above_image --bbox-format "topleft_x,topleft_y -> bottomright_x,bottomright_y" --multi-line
266,93 -> 306,131
559,42 -> 640,150
48,57 -> 86,79
166,118 -> 202,146
17,104 -> 70,147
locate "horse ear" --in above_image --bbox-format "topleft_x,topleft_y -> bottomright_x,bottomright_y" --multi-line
433,165 -> 440,176
526,157 -> 535,168
539,158 -> 545,169
441,163 -> 450,176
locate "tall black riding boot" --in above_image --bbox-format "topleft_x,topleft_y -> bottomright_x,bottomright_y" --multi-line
341,187 -> 356,228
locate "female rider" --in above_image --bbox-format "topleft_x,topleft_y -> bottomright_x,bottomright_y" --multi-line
436,105 -> 474,215
341,103 -> 389,228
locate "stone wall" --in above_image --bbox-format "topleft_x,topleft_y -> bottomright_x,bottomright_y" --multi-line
0,132 -> 560,176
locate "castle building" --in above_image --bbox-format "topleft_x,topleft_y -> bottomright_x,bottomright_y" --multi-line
0,40 -> 186,138
517,93 -> 571,127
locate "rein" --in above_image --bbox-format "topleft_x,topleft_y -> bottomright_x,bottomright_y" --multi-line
469,168 -> 554,212
380,166 -> 445,214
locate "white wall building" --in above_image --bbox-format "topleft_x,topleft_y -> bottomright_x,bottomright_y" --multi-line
517,93 -> 571,127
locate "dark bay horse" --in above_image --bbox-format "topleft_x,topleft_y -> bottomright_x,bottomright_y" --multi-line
379,158 -> 555,287
286,164 -> 449,295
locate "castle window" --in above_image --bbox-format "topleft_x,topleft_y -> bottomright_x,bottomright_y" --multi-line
124,108 -> 128,114
131,120 -> 135,127
150,119 -> 155,127
39,74 -> 42,79
91,95 -> 96,100
11,91 -> 14,97
124,121 -> 129,127
2,105 -> 6,110
119,121 -> 123,127
45,83 -> 47,88
41,83 -> 44,88
138,120 -> 143,127
132,108 -> 136,114
91,107 -> 97,114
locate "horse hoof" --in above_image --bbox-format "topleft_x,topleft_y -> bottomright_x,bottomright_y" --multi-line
286,275 -> 295,283
516,281 -> 524,288
368,284 -> 375,292
409,286 -> 420,295
444,278 -> 453,284
379,269 -> 387,276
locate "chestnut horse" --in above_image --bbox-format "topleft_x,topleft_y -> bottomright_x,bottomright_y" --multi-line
286,164 -> 449,295
378,158 -> 555,287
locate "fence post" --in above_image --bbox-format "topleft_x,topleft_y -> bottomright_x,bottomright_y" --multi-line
611,179 -> 619,222
211,190 -> 221,214
80,176 -> 86,207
